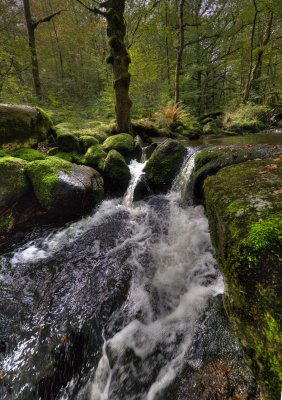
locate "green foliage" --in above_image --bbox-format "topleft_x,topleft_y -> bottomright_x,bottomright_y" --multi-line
224,104 -> 271,132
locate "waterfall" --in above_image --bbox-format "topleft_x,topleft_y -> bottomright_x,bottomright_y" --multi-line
123,159 -> 147,207
0,147 -> 228,400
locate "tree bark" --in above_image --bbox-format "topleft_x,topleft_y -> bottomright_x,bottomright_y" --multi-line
105,1 -> 132,132
23,0 -> 42,98
175,0 -> 185,104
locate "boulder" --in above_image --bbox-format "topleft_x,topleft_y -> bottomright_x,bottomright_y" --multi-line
102,133 -> 134,156
79,135 -> 99,152
56,130 -> 81,153
191,144 -> 282,203
144,139 -> 186,192
26,157 -> 103,217
0,156 -> 29,208
0,104 -> 52,151
203,156 -> 282,400
103,150 -> 131,195
82,144 -> 107,172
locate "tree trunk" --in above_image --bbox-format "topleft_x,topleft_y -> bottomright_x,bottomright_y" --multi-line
174,0 -> 185,104
105,0 -> 132,133
23,0 -> 42,98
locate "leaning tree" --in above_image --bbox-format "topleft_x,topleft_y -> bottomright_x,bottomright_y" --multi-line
77,0 -> 132,133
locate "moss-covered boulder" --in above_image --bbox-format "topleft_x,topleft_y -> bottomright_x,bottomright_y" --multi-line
79,135 -> 99,152
103,150 -> 130,195
0,104 -> 52,151
144,139 -> 186,192
26,157 -> 103,217
0,156 -> 29,208
0,210 -> 15,236
56,129 -> 81,153
11,148 -> 46,161
82,145 -> 107,172
192,144 -> 282,203
203,156 -> 282,399
102,133 -> 134,156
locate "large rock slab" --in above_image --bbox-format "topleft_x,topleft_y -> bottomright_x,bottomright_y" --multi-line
0,104 -> 52,151
27,157 -> 104,217
203,155 -> 282,400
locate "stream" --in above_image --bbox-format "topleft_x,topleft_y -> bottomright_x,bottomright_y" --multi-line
0,143 -> 268,399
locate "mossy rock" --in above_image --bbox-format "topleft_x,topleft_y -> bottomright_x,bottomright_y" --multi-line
0,210 -> 15,236
57,131 -> 81,153
0,156 -> 29,208
103,150 -> 130,195
144,139 -> 186,192
203,156 -> 282,399
0,104 -> 52,151
11,148 -> 46,161
0,150 -> 8,157
55,151 -> 82,164
79,135 -> 99,152
82,145 -> 107,172
191,144 -> 282,203
102,133 -> 134,155
27,157 -> 103,216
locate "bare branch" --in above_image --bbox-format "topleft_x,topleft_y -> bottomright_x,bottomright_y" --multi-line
33,10 -> 67,29
76,0 -> 106,16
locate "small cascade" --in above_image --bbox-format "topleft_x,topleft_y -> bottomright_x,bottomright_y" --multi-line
172,147 -> 198,203
123,159 -> 147,207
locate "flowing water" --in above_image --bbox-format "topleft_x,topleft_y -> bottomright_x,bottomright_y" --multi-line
0,149 -> 255,399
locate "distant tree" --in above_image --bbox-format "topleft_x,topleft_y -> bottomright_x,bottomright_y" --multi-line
22,0 -> 64,98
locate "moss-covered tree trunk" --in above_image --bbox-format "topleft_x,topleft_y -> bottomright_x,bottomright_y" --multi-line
105,1 -> 132,133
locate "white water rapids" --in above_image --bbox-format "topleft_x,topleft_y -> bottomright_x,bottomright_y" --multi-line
1,149 -> 225,400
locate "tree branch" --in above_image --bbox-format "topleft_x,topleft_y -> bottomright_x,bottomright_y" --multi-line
33,10 -> 67,29
76,0 -> 106,16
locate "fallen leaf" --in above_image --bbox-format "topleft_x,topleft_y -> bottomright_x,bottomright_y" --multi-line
61,335 -> 68,343
280,155 -> 282,161
273,189 -> 282,195
267,164 -> 278,172
0,370 -> 5,379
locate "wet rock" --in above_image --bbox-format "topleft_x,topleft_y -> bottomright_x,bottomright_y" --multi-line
103,150 -> 131,195
0,104 -> 52,151
145,139 -> 186,193
203,155 -> 282,400
27,157 -> 104,217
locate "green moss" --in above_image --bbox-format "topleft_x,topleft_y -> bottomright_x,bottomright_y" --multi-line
36,107 -> 53,126
57,131 -> 81,153
26,157 -> 72,209
103,149 -> 130,194
82,145 -> 107,171
0,211 -> 15,235
0,150 -> 7,157
243,216 -> 282,251
79,135 -> 99,152
11,148 -> 46,161
120,72 -> 131,87
108,35 -> 124,50
0,156 -> 29,208
145,139 -> 186,192
106,55 -> 115,64
102,133 -> 134,155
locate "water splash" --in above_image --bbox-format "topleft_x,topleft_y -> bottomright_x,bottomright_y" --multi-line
123,159 -> 147,207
